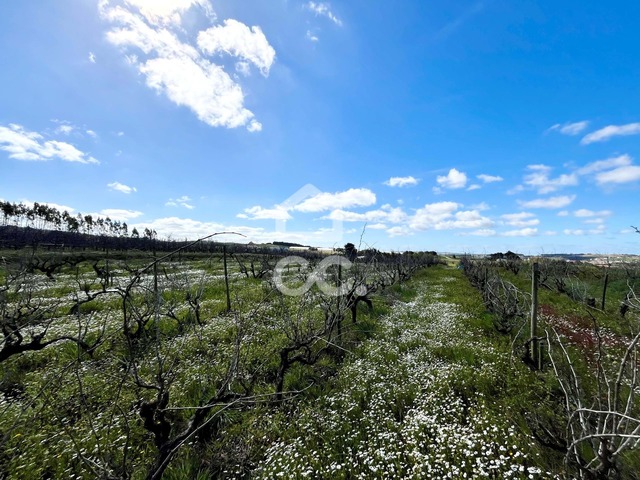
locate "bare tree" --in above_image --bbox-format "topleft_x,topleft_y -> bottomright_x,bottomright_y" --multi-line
0,256 -> 101,363
546,295 -> 640,479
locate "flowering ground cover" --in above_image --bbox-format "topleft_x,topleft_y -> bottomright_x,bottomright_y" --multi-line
253,268 -> 557,479
1,252 -> 584,478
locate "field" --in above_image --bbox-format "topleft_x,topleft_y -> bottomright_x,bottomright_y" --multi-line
1,247 -> 639,479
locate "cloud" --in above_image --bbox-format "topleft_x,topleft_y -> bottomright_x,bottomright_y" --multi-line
293,188 -> 376,212
367,223 -> 387,230
477,174 -> 503,183
327,201 -> 493,233
467,184 -> 481,191
436,168 -> 467,189
581,123 -> 640,144
410,202 -> 492,231
139,56 -> 254,128
468,229 -> 496,237
99,0 -> 273,132
246,120 -> 262,132
166,195 -> 194,209
130,216 -> 347,245
518,195 -> 576,209
577,154 -> 632,175
120,0 -> 215,26
384,176 -> 419,187
97,209 -> 143,221
409,202 -> 459,229
238,187 -> 377,225
108,181 -> 137,194
240,205 -> 291,221
502,228 -> 538,237
523,164 -> 578,194
324,205 -> 407,224
573,209 -> 612,218
307,2 -> 342,26
198,19 -> 276,76
53,121 -> 98,139
563,225 -> 606,236
548,121 -> 589,136
0,123 -> 99,164
235,61 -> 251,76
471,202 -> 490,211
306,30 -> 319,42
56,124 -> 76,135
575,154 -> 640,186
89,52 -> 97,63
501,212 -> 539,227
434,210 -> 493,230
595,165 -> 640,185
132,217 -> 255,240
21,200 -> 76,213
386,226 -> 412,238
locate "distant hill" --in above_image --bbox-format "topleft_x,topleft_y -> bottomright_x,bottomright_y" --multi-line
271,241 -> 309,248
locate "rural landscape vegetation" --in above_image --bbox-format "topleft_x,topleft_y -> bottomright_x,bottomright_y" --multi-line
0,203 -> 639,478
2,1 -> 640,479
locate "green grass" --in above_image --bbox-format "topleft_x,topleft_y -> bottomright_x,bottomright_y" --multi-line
2,252 -> 638,479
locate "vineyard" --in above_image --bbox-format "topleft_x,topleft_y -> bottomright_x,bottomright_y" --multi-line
0,237 -> 639,479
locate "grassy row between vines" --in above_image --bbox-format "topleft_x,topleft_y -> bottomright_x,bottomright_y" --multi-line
6,253 -> 635,478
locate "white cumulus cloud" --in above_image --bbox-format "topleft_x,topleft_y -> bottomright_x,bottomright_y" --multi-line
384,176 -> 419,187
518,195 -> 576,209
293,188 -> 376,212
240,205 -> 291,221
477,174 -> 503,183
563,225 -> 606,236
324,205 -> 407,224
468,229 -> 497,237
98,208 -> 143,221
99,0 -> 273,132
166,195 -> 195,209
502,228 -> 538,237
0,123 -> 99,164
501,212 -> 539,227
307,2 -> 342,26
573,209 -> 612,218
523,164 -> 578,194
595,165 -> 640,185
409,202 -> 492,231
198,19 -> 275,76
581,123 -> 640,144
121,0 -> 214,25
548,120 -> 589,136
108,181 -> 137,194
436,168 -> 467,190
577,154 -> 632,175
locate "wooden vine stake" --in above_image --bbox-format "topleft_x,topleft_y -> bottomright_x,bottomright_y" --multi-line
530,261 -> 540,370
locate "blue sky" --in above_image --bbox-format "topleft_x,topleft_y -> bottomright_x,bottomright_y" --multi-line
1,0 -> 640,254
